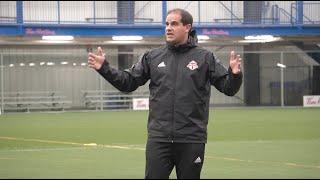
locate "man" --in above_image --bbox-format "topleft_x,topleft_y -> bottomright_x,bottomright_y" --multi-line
88,8 -> 242,179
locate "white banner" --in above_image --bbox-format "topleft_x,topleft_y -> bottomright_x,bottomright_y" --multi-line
132,98 -> 149,110
303,95 -> 320,107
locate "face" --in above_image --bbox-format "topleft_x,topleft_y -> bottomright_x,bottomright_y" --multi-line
165,12 -> 191,45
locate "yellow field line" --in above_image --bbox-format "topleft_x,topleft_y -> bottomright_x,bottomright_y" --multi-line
0,136 -> 144,151
206,155 -> 320,169
1,136 -> 319,170
0,157 -> 15,160
0,136 -> 83,146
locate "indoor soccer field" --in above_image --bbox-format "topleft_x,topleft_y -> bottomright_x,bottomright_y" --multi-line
0,107 -> 319,179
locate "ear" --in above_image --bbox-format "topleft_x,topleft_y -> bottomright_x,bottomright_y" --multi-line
185,24 -> 192,33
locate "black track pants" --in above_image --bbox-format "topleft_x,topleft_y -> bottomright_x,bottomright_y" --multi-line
145,141 -> 205,179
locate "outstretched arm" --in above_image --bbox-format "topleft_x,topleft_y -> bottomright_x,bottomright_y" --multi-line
88,47 -> 150,93
209,51 -> 243,96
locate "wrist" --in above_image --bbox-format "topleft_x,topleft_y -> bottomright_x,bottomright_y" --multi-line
232,69 -> 241,74
96,59 -> 108,72
229,67 -> 241,75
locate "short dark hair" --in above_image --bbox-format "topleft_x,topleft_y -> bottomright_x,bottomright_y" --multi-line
167,8 -> 193,27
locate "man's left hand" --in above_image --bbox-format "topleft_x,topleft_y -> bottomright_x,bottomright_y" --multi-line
229,51 -> 242,74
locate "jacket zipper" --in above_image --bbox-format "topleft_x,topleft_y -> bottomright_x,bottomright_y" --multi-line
171,51 -> 179,143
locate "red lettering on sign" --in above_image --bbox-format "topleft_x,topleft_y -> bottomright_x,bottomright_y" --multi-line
307,98 -> 316,104
25,28 -> 56,35
202,29 -> 229,36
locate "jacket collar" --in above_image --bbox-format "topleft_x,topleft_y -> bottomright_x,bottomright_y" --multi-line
166,29 -> 198,53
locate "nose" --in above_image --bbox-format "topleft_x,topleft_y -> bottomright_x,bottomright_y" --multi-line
166,28 -> 173,35
166,24 -> 173,32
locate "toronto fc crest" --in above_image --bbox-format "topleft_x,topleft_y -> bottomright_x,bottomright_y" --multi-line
186,60 -> 198,70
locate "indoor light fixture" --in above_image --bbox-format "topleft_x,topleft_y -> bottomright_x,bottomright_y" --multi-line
244,35 -> 275,40
239,35 -> 282,43
61,61 -> 69,65
47,62 -> 55,66
106,40 -> 142,44
29,63 -> 35,66
112,35 -> 143,41
277,63 -> 286,68
197,35 -> 210,40
42,35 -> 74,41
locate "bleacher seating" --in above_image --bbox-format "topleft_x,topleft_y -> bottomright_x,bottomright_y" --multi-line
1,91 -> 72,112
82,90 -> 149,110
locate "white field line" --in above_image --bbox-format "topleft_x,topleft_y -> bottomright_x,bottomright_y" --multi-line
1,136 -> 319,169
205,155 -> 320,169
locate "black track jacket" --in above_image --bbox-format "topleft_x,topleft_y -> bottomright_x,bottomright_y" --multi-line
97,36 -> 242,143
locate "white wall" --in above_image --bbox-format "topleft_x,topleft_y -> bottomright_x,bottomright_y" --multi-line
2,1 -> 318,25
19,1 -> 245,24
59,1 -> 93,24
95,1 -> 117,23
303,1 -> 320,23
23,1 -> 58,23
0,1 -> 16,20
135,1 -> 162,24
166,1 -> 244,24
167,1 -> 199,23
22,1 -> 117,24
200,1 -> 243,24
267,1 -> 295,23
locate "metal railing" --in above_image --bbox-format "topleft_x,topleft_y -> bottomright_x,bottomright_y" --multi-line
0,1 -> 319,26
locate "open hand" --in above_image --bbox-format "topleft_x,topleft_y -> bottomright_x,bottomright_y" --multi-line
229,51 -> 242,74
88,47 -> 106,70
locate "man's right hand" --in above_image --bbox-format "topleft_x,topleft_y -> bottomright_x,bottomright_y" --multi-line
88,46 -> 106,70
